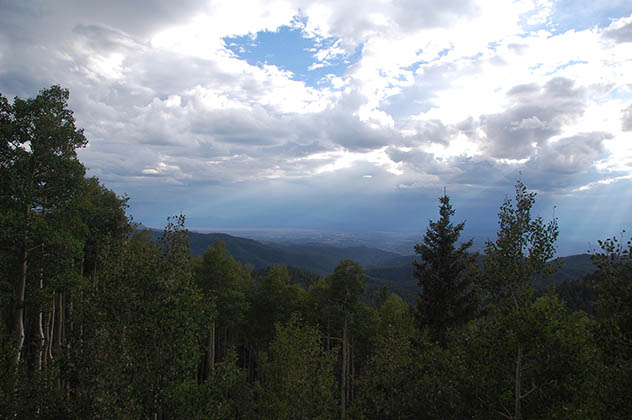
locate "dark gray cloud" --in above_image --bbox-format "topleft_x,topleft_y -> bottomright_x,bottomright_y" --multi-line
622,104 -> 632,131
391,0 -> 478,32
455,116 -> 476,134
480,77 -> 586,159
447,156 -> 517,187
387,147 -> 437,171
190,106 -> 290,146
0,0 -> 204,99
604,20 -> 632,43
506,82 -> 539,96
322,110 -> 400,151
540,132 -> 610,172
405,119 -> 455,145
72,24 -> 139,52
506,43 -> 528,55
384,131 -> 611,194
0,0 -> 204,44
523,131 -> 611,190
303,0 -> 480,49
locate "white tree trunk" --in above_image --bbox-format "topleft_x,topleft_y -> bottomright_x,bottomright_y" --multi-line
13,244 -> 27,367
341,315 -> 348,420
514,343 -> 522,420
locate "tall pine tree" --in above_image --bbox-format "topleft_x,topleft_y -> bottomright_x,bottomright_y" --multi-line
414,190 -> 477,346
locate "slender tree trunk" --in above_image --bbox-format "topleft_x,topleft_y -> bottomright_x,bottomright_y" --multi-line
346,342 -> 350,409
13,205 -> 31,367
37,272 -> 45,370
223,326 -> 228,362
56,292 -> 64,390
514,342 -> 522,420
48,294 -> 56,360
327,318 -> 331,351
250,345 -> 255,381
351,336 -> 355,403
57,292 -> 64,350
341,315 -> 348,420
93,260 -> 98,291
14,248 -> 27,367
67,291 -> 73,350
78,258 -> 84,351
208,321 -> 215,376
45,311 -> 52,366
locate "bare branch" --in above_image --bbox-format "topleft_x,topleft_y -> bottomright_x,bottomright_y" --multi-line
495,409 -> 513,420
521,385 -> 538,400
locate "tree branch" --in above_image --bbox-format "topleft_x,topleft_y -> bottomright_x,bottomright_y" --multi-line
521,385 -> 537,400
495,408 -> 513,420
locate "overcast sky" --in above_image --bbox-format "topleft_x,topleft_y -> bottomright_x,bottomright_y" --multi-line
1,0 -> 631,255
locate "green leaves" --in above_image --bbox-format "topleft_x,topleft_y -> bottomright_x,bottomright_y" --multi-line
461,295 -> 597,419
482,180 -> 559,309
329,259 -> 367,315
589,233 -> 632,417
257,315 -> 338,420
248,264 -> 305,348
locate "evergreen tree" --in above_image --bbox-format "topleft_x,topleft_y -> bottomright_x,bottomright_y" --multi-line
413,191 -> 477,345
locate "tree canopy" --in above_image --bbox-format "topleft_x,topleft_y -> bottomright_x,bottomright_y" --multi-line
1,86 -> 629,420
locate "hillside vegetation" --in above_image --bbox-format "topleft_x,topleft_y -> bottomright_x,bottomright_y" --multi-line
1,86 -> 630,419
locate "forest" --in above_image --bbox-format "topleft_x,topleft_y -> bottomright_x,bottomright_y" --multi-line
1,86 -> 631,419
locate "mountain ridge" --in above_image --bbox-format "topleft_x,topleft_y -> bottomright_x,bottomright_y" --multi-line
143,227 -> 597,302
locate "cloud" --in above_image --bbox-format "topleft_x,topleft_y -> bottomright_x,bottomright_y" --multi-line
522,131 -> 611,190
479,77 -> 587,159
603,15 -> 632,43
623,104 -> 632,131
2,0 -> 632,252
300,0 -> 480,49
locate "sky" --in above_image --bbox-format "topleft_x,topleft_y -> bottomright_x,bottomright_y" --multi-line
1,0 -> 632,255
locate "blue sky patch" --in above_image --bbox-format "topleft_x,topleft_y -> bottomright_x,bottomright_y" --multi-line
223,25 -> 362,88
550,1 -> 632,33
547,60 -> 589,75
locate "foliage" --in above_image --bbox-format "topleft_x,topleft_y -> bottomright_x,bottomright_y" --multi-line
481,180 -> 559,309
247,264 -> 305,349
474,181 -> 571,420
461,294 -> 598,419
193,240 -> 253,335
2,85 -> 629,420
257,315 -> 338,420
353,328 -> 465,420
414,192 -> 477,345
377,292 -> 414,336
184,349 -> 253,419
589,234 -> 632,418
329,259 -> 368,315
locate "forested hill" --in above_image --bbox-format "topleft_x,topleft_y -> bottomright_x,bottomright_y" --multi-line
146,227 -> 598,297
147,228 -> 405,274
4,87 -> 630,419
364,253 -> 597,302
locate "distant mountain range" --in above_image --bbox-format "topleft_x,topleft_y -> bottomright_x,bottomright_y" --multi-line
144,227 -> 598,303
186,230 -> 405,274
